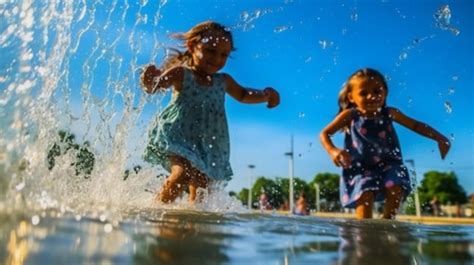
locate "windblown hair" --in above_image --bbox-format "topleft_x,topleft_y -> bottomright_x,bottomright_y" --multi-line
162,21 -> 234,70
337,68 -> 388,114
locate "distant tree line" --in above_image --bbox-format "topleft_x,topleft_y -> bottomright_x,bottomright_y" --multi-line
233,173 -> 341,211
232,171 -> 468,215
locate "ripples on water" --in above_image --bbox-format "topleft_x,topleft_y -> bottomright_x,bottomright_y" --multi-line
0,210 -> 473,264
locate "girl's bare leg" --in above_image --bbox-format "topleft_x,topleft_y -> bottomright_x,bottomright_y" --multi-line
355,191 -> 374,219
382,185 -> 403,219
188,169 -> 209,203
157,156 -> 190,203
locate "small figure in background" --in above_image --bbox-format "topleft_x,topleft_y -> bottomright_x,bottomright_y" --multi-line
430,196 -> 441,216
259,189 -> 271,211
294,192 -> 309,216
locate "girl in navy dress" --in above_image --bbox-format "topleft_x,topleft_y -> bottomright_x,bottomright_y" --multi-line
320,68 -> 450,219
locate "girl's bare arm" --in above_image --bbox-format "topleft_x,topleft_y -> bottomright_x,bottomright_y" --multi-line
388,107 -> 450,159
223,74 -> 279,108
320,109 -> 353,167
140,65 -> 184,94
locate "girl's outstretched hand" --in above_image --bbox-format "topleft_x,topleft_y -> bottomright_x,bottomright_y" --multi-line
330,148 -> 352,168
141,65 -> 161,94
437,136 -> 451,159
263,87 -> 280,108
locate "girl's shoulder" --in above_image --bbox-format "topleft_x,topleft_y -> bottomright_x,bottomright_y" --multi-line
218,72 -> 231,82
216,72 -> 233,88
341,108 -> 358,119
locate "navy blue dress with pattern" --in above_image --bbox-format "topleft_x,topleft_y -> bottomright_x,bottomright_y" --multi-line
340,107 -> 412,208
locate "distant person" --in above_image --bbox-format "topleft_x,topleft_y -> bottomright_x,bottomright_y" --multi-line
280,199 -> 290,211
320,68 -> 450,219
140,21 -> 280,203
294,192 -> 309,216
430,196 -> 441,216
259,190 -> 271,211
455,202 -> 462,217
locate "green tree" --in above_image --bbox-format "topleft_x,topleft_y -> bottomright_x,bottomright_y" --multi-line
275,177 -> 312,208
309,172 -> 340,211
47,130 -> 95,178
237,188 -> 249,206
402,193 -> 417,215
252,177 -> 283,208
418,171 -> 467,207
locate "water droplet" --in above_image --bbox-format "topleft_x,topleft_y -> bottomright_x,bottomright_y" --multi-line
298,112 -> 305,118
444,101 -> 452,113
32,215 -> 40,225
104,223 -> 113,233
350,12 -> 358,21
448,87 -> 455,94
15,182 -> 25,191
318,40 -> 333,49
399,52 -> 408,61
99,214 -> 107,222
274,25 -> 292,33
434,5 -> 460,35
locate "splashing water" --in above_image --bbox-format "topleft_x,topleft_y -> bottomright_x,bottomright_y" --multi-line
274,25 -> 292,33
239,9 -> 273,32
434,5 -> 460,35
319,39 -> 334,50
444,101 -> 453,114
0,1 -> 244,216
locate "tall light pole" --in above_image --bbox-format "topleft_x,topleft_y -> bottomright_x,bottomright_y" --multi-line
247,164 -> 255,210
314,183 -> 320,212
284,135 -> 294,214
405,159 -> 421,218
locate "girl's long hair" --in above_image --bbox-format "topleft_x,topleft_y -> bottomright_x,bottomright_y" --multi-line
337,68 -> 388,114
162,21 -> 234,70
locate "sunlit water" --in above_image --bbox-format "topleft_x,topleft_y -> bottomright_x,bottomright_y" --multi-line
0,1 -> 472,265
0,210 -> 473,265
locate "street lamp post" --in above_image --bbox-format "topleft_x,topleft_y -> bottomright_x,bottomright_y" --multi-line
247,164 -> 255,210
405,159 -> 421,218
284,135 -> 294,214
314,183 -> 320,212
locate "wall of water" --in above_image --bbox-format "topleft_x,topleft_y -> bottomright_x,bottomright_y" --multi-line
0,1 -> 216,213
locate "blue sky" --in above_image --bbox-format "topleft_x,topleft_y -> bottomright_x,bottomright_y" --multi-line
134,0 -> 473,194
31,1 -> 472,195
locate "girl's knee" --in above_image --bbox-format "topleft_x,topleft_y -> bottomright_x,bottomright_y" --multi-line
359,191 -> 374,202
386,185 -> 403,198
